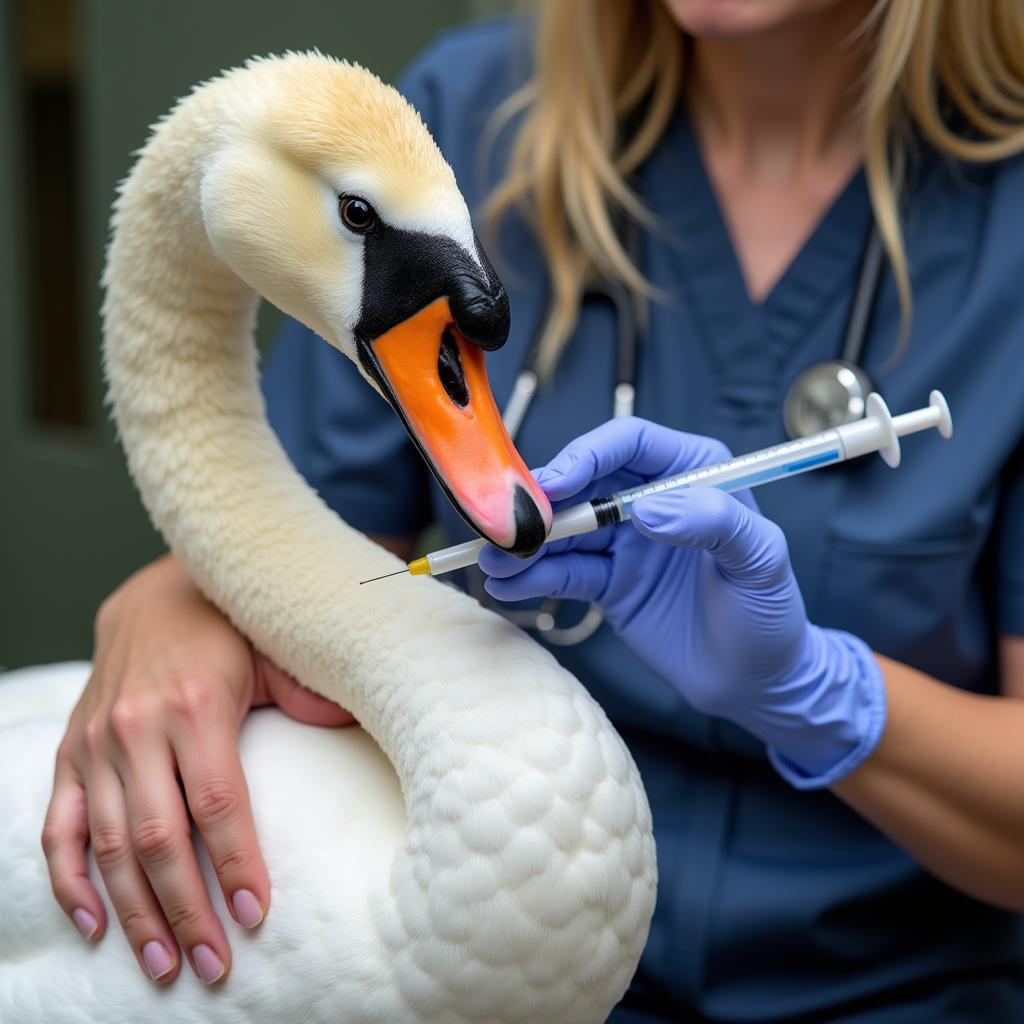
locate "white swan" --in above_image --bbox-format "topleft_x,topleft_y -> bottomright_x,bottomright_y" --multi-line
0,53 -> 656,1023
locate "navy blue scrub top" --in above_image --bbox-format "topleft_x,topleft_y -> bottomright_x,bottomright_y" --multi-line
265,19 -> 1024,1023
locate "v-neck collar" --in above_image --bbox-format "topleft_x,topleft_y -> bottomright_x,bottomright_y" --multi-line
642,105 -> 873,423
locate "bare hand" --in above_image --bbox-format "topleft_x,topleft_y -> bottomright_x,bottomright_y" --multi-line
41,555 -> 353,984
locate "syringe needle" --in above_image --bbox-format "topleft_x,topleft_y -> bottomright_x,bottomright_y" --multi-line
359,568 -> 409,585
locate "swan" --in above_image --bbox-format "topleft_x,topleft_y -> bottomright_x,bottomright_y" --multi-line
0,53 -> 656,1023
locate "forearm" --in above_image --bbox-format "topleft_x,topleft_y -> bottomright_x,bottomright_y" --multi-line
833,654 -> 1024,911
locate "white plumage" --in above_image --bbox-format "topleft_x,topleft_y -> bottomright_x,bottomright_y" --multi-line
0,53 -> 656,1023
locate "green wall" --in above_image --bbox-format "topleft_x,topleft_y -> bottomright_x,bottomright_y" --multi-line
0,0 -> 507,669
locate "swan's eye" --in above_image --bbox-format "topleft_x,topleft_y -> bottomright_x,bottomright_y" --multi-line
339,196 -> 377,234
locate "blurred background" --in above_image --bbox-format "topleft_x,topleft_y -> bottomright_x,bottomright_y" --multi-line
0,0 -> 509,669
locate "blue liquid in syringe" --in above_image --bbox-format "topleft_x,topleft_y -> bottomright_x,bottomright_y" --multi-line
614,433 -> 844,517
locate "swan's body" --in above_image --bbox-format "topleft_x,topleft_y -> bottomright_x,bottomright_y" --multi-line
2,662 -> 408,1022
0,53 -> 655,1023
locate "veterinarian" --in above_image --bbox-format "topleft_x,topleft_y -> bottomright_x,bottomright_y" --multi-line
45,1 -> 1024,1019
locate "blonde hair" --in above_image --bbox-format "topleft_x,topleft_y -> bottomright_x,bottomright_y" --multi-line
484,0 -> 1024,379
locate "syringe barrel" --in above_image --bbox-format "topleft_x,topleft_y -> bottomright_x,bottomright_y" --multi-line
424,502 -> 601,576
426,537 -> 486,575
548,501 -> 602,541
833,416 -> 881,460
615,432 -> 842,508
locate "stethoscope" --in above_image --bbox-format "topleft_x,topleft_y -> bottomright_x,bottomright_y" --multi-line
470,218 -> 886,646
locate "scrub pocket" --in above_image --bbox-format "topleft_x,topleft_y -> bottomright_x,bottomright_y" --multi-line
812,533 -> 980,676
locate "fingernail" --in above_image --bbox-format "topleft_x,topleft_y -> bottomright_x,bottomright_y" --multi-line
231,889 -> 264,928
142,940 -> 175,980
535,467 -> 563,486
192,943 -> 226,984
72,907 -> 98,941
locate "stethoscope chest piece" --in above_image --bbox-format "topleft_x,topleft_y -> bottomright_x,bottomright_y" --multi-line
783,359 -> 874,439
783,223 -> 886,440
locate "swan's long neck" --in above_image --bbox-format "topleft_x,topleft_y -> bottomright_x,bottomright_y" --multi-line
103,73 -> 654,1023
104,88 -> 417,747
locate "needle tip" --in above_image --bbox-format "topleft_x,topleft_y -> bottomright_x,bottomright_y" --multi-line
358,568 -> 409,585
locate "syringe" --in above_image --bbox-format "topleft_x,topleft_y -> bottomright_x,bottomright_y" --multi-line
361,391 -> 952,583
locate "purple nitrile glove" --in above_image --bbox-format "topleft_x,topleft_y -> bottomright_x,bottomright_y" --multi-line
479,417 -> 886,789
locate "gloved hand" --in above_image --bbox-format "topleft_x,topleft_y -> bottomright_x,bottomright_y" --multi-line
479,418 -> 886,788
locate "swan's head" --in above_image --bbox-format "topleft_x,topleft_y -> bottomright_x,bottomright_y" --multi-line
199,54 -> 551,555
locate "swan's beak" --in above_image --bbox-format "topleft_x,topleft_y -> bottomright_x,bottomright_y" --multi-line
357,296 -> 551,556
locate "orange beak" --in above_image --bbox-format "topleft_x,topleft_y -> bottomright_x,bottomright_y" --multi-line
357,297 -> 552,555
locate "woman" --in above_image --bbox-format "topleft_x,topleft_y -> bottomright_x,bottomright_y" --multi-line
43,0 -> 1024,1018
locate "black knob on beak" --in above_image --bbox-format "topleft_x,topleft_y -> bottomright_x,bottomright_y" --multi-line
450,274 -> 510,352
